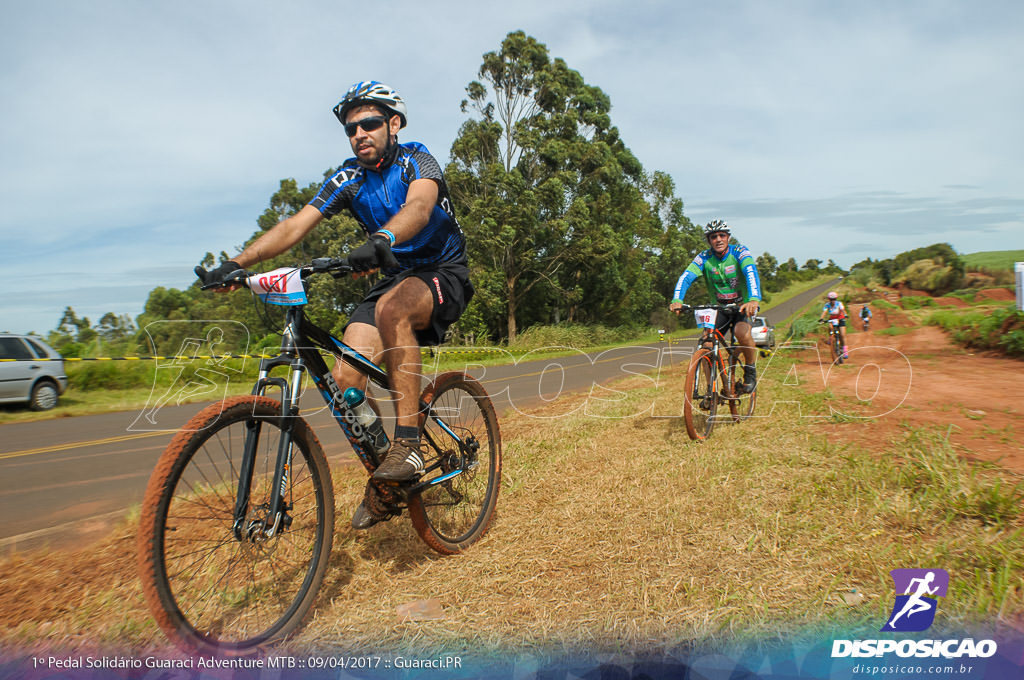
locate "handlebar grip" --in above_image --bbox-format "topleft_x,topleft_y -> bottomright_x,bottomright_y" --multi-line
197,267 -> 248,291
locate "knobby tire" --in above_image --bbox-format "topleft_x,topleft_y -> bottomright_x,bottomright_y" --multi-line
137,396 -> 334,655
728,350 -> 757,421
684,349 -> 718,441
408,372 -> 502,555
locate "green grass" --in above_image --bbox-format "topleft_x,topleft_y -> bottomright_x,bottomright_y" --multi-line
963,249 -> 1024,272
899,295 -> 935,309
875,326 -> 911,336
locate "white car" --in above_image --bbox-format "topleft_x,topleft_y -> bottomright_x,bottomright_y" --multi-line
750,317 -> 776,349
0,335 -> 69,410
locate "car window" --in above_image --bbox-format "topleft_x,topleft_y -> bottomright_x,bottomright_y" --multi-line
752,318 -> 764,327
0,337 -> 34,360
25,338 -> 52,359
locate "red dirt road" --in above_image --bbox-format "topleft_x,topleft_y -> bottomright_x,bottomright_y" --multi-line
794,320 -> 1023,474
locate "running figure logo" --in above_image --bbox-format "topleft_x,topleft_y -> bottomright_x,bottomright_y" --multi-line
881,569 -> 949,632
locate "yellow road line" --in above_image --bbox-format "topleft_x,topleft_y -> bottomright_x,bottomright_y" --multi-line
0,431 -> 170,460
2,347 -> 672,459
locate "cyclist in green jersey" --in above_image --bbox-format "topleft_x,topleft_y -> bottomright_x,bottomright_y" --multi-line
669,220 -> 763,394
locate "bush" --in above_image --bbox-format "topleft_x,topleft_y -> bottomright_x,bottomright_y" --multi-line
927,305 -> 1024,358
785,312 -> 822,342
508,323 -> 644,351
895,258 -> 964,295
900,296 -> 936,310
67,356 -> 261,392
947,289 -> 977,302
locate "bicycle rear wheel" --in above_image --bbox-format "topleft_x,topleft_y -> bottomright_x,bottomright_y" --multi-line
137,396 -> 334,654
683,349 -> 718,441
409,372 -> 502,555
728,351 -> 757,421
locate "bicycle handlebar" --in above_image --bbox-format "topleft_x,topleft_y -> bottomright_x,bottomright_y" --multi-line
196,258 -> 354,291
675,303 -> 741,313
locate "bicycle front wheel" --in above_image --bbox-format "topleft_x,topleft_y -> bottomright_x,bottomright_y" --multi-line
137,396 -> 334,654
409,372 -> 501,555
832,329 -> 844,364
684,349 -> 718,441
728,351 -> 757,421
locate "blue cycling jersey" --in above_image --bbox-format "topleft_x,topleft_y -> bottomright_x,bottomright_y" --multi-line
308,142 -> 466,274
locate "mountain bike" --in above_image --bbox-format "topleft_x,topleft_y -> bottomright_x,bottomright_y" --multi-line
677,304 -> 757,441
820,318 -> 845,364
137,257 -> 501,655
861,316 -> 870,332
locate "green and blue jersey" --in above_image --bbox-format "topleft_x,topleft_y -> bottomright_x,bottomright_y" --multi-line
672,244 -> 762,304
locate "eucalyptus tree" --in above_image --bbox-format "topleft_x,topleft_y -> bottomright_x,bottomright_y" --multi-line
447,31 -> 690,341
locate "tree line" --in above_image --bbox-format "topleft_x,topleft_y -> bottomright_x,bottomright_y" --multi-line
43,31 -> 838,358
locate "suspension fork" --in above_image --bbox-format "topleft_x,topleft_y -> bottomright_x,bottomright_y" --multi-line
232,358 -> 306,541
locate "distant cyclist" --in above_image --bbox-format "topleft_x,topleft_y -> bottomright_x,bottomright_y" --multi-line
820,292 -> 848,359
860,303 -> 872,331
669,220 -> 762,394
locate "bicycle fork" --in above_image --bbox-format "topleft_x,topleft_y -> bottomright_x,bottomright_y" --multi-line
231,362 -> 305,542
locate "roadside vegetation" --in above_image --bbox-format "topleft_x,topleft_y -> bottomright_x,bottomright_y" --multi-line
927,306 -> 1024,358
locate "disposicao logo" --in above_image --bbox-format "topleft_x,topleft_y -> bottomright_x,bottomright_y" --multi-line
881,568 -> 948,632
831,568 -> 998,659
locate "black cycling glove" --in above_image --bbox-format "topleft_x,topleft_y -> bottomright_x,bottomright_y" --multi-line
195,260 -> 242,287
348,235 -> 399,272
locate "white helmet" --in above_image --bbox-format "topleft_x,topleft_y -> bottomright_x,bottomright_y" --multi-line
704,219 -> 730,239
333,81 -> 408,128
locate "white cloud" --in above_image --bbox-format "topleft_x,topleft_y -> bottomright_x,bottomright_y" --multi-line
3,0 -> 1023,334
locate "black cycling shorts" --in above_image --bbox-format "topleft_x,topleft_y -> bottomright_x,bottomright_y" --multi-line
706,307 -> 751,335
345,260 -> 474,346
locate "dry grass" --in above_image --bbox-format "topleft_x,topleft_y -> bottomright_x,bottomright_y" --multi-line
1,354 -> 1022,662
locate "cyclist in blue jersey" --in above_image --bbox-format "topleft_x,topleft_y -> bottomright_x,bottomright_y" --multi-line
668,220 -> 762,394
196,81 -> 473,529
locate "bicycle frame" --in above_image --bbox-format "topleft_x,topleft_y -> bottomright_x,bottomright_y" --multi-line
696,314 -> 745,402
231,290 -> 471,542
820,319 -> 844,364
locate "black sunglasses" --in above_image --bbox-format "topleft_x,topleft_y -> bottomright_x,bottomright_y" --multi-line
344,116 -> 388,137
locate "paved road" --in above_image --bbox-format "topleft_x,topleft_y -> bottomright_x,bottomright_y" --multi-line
0,278 -> 836,552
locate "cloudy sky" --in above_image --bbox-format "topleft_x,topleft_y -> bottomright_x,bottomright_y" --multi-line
4,0 -> 1022,335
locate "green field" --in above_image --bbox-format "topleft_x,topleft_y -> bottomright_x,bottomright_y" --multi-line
962,249 -> 1024,271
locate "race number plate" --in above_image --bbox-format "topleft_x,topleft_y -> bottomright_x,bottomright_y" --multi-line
246,267 -> 308,306
695,308 -> 718,329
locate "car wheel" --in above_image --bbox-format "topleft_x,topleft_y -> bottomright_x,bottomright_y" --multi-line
30,381 -> 59,411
